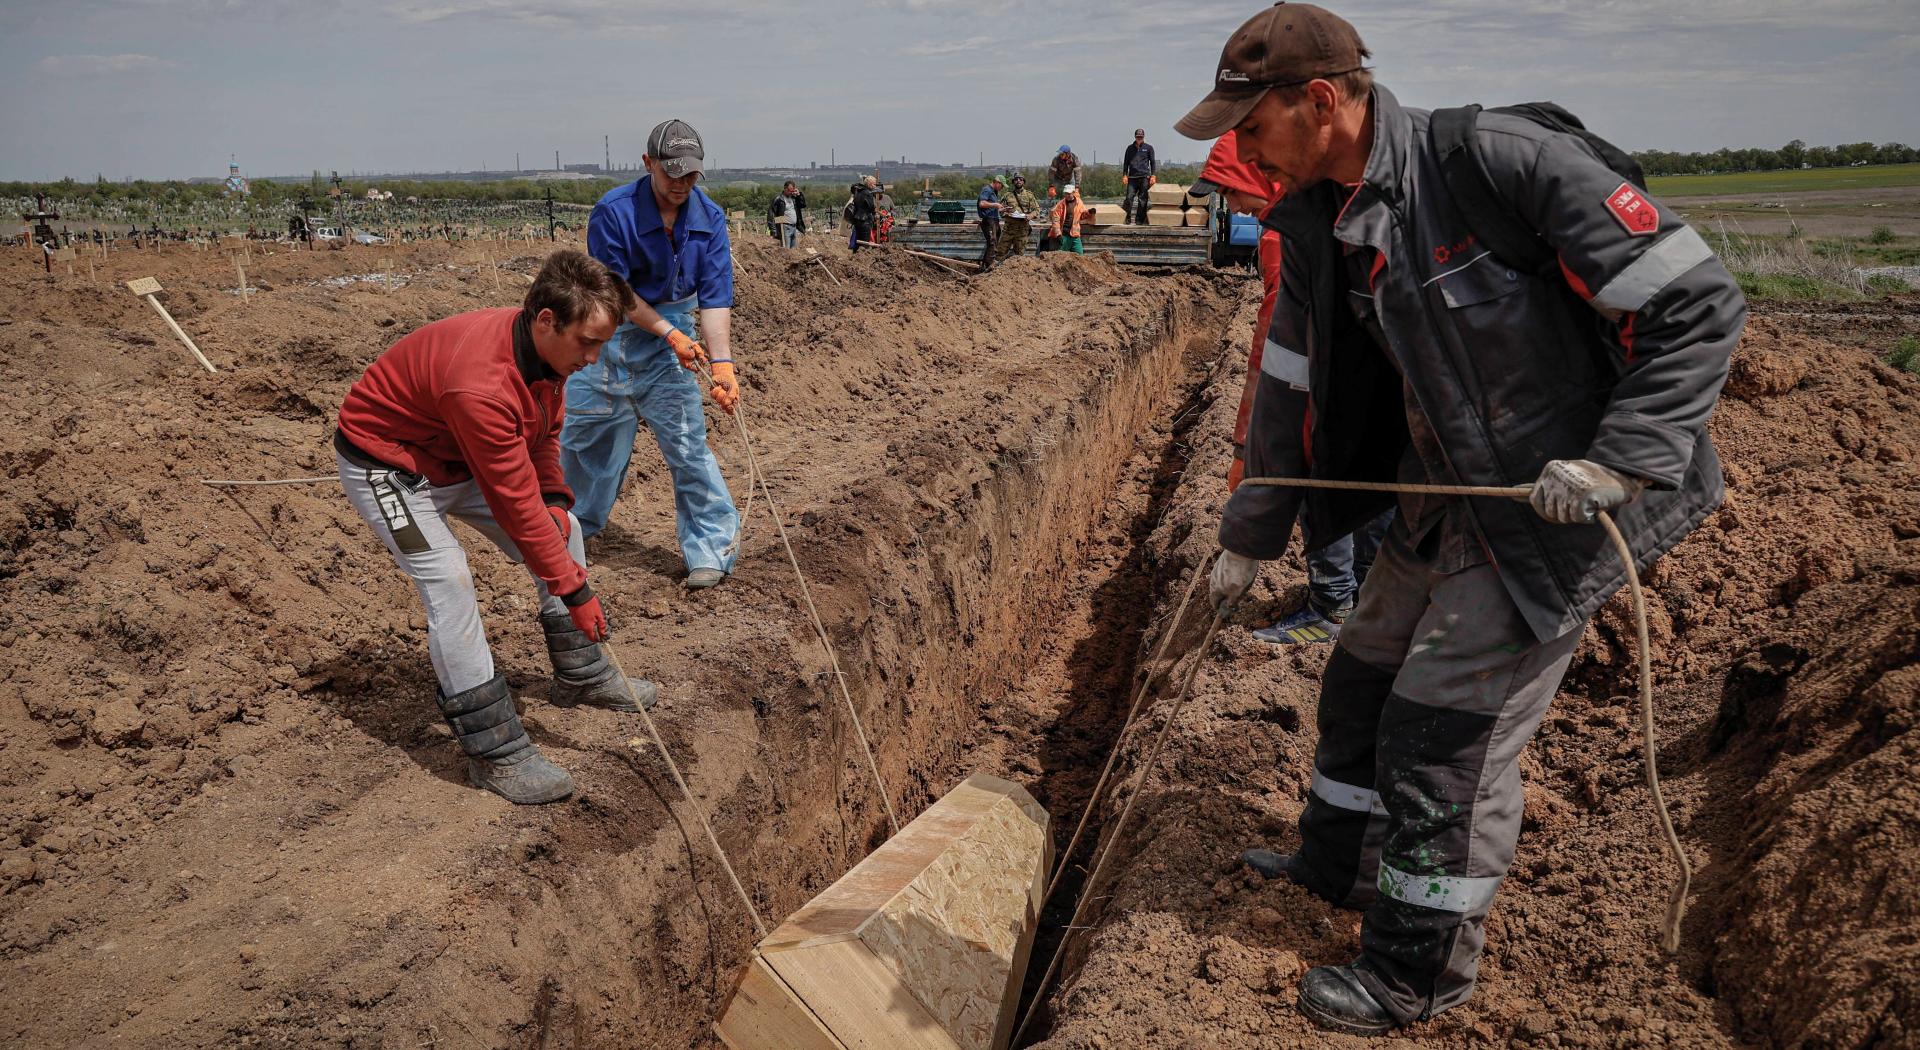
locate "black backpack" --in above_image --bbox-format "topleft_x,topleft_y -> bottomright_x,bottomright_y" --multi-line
1429,102 -> 1646,275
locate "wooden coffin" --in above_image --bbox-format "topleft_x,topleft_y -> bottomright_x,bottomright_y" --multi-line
1084,203 -> 1128,226
1145,205 -> 1187,227
715,773 -> 1051,1050
1147,182 -> 1190,206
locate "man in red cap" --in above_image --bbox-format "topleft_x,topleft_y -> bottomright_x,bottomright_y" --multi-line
335,250 -> 660,806
1178,2 -> 1745,1034
1193,132 -> 1393,647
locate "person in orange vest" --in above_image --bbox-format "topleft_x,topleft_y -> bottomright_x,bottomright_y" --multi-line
1046,184 -> 1094,253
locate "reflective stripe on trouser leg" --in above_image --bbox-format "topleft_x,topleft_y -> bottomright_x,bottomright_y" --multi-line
336,452 -> 497,695
629,336 -> 739,573
1353,556 -> 1584,1025
1297,644 -> 1397,907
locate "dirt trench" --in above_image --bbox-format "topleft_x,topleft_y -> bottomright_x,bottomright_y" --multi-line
0,238 -> 1248,1047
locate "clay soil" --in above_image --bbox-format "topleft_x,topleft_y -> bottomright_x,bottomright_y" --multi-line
1,233 -> 1917,1050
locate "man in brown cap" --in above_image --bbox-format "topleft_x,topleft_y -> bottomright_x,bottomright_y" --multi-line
1181,2 -> 1746,1036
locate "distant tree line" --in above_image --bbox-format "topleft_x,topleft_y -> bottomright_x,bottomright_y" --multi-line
1634,139 -> 1917,176
6,138 -> 1914,215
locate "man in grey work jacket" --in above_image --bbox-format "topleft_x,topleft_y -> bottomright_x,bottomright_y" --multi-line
1178,3 -> 1745,1035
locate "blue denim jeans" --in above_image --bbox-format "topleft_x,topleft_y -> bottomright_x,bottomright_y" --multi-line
1305,509 -> 1395,618
559,299 -> 738,573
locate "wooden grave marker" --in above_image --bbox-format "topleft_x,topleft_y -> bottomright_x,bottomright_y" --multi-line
126,276 -> 217,373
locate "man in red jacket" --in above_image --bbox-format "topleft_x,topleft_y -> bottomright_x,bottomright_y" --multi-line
334,250 -> 656,804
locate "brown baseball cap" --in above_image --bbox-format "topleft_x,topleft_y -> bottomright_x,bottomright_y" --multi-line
1175,3 -> 1369,140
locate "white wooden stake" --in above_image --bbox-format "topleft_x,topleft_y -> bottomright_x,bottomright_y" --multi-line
235,256 -> 249,302
127,277 -> 216,373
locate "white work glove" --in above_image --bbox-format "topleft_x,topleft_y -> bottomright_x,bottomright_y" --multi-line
1209,550 -> 1262,613
1530,459 -> 1647,524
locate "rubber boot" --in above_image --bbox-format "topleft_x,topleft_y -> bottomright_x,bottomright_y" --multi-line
1297,964 -> 1396,1036
541,613 -> 659,713
435,674 -> 574,805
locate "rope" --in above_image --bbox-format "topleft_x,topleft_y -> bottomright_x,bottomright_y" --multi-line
1598,511 -> 1691,952
605,645 -> 769,939
1013,474 -> 1686,1044
201,475 -> 338,487
695,361 -> 900,835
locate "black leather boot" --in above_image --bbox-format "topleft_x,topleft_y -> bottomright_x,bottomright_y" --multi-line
435,674 -> 574,804
541,613 -> 659,713
1297,964 -> 1396,1036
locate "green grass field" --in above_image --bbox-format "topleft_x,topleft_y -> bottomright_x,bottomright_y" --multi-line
1649,164 -> 1920,197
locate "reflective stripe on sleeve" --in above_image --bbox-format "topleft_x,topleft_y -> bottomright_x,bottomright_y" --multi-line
1311,768 -> 1386,815
1591,226 -> 1713,317
1260,337 -> 1310,390
1377,863 -> 1504,913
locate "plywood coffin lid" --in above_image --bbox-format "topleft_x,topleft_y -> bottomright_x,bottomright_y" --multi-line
759,774 -> 1044,953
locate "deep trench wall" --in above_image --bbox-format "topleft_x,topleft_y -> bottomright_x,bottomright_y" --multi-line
730,279 -> 1239,906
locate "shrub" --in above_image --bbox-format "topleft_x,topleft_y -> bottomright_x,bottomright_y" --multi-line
1869,226 -> 1897,245
1888,336 -> 1920,376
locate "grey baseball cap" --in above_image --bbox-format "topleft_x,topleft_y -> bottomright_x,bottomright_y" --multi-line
647,119 -> 705,178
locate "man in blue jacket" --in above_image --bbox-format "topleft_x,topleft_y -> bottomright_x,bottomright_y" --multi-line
561,119 -> 741,590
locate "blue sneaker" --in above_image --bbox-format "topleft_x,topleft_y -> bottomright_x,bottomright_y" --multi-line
1253,606 -> 1343,645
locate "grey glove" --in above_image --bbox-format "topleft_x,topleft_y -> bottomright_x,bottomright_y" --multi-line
1531,459 -> 1646,524
1209,550 -> 1261,613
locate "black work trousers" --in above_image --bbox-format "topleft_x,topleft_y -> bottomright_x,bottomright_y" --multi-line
1295,509 -> 1583,1024
1124,176 -> 1152,224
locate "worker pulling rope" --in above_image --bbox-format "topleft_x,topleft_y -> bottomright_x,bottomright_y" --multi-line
1014,474 -> 1688,1045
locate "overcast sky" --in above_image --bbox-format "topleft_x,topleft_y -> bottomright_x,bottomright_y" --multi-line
3,0 -> 1917,181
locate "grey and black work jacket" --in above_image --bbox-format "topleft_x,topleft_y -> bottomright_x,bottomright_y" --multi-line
1222,85 -> 1747,641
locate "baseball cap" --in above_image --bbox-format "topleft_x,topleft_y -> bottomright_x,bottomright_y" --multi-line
646,119 -> 705,179
1175,3 -> 1369,140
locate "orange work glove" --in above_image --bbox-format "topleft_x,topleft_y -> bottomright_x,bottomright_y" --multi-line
547,505 -> 572,539
665,328 -> 706,370
709,360 -> 740,413
1149,175 -> 1158,187
1227,457 -> 1246,493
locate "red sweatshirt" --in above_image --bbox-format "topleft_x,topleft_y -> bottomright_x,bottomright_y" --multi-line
336,307 -> 584,598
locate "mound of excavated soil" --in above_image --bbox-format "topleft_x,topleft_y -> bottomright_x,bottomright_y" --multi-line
1023,300 -> 1920,1049
0,235 -> 1242,1047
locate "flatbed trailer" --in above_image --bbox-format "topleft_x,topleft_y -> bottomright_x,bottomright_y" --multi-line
891,199 -> 1249,268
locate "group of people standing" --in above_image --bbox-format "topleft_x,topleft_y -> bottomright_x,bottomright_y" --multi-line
972,130 -> 1162,271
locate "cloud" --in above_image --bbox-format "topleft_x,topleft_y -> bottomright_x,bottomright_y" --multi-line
904,34 -> 995,57
37,53 -> 176,75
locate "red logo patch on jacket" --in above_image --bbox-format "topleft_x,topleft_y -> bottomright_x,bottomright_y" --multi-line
1606,183 -> 1659,236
